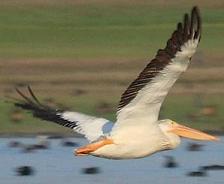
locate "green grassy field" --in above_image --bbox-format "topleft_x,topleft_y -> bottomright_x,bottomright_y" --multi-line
0,2 -> 223,59
0,1 -> 223,135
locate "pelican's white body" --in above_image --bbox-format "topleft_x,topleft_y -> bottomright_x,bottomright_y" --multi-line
91,120 -> 180,159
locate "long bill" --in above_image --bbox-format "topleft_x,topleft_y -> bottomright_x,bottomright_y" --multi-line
169,123 -> 219,141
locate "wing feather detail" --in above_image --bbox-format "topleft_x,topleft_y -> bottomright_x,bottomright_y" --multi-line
116,7 -> 201,122
13,86 -> 113,142
14,87 -> 76,129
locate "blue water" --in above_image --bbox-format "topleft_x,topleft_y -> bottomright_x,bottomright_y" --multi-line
0,137 -> 223,184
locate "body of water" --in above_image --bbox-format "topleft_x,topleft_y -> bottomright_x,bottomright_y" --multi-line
0,137 -> 223,184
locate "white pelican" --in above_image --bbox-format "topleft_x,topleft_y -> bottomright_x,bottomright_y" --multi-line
14,6 -> 218,160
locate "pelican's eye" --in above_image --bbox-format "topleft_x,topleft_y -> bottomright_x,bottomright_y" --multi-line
171,121 -> 175,125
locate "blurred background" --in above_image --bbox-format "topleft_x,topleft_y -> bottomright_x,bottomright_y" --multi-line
0,0 -> 223,135
0,1 -> 224,183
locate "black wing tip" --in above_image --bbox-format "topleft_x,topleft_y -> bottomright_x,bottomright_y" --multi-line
16,86 -> 38,103
15,86 -> 36,106
183,13 -> 189,27
177,22 -> 183,31
14,86 -> 44,111
14,85 -> 59,111
192,6 -> 200,15
27,85 -> 43,106
165,6 -> 202,55
186,6 -> 201,38
192,6 -> 201,41
13,86 -> 77,129
184,13 -> 189,19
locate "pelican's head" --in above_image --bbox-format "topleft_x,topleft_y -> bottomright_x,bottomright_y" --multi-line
159,119 -> 219,149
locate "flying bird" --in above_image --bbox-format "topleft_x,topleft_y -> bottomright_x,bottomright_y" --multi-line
13,7 -> 218,160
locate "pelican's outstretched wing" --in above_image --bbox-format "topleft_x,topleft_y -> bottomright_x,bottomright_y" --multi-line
116,7 -> 201,123
14,86 -> 113,142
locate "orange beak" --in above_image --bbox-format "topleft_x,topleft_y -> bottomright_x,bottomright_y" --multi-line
169,122 -> 219,141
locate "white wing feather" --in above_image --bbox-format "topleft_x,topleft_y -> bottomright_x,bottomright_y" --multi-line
60,111 -> 113,142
